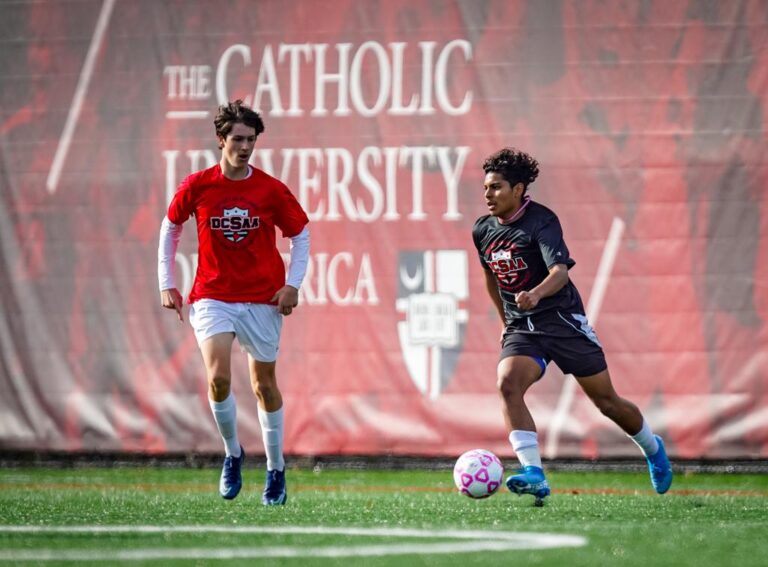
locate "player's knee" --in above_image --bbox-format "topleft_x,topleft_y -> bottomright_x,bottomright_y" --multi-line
254,382 -> 281,407
593,395 -> 621,419
497,374 -> 525,400
208,374 -> 231,399
252,373 -> 278,395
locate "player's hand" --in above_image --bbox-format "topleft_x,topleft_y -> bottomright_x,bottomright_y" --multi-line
272,285 -> 299,316
514,290 -> 541,311
160,288 -> 184,321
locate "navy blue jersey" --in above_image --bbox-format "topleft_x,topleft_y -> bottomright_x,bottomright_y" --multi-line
472,201 -> 586,326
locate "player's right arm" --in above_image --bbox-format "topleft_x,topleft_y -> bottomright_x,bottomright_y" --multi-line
158,176 -> 197,322
473,217 -> 507,340
483,268 -> 507,341
158,216 -> 185,321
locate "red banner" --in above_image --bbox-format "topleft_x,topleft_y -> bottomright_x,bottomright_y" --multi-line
1,0 -> 766,459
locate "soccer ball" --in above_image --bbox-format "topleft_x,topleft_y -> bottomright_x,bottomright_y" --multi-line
453,449 -> 504,498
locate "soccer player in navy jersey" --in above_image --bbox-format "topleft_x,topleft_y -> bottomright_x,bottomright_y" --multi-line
472,148 -> 672,503
158,100 -> 310,505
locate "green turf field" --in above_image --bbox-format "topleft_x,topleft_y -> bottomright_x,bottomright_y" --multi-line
0,465 -> 766,566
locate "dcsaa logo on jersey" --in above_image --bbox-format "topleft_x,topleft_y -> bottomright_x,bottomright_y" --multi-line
486,241 -> 527,290
396,250 -> 468,399
210,207 -> 260,243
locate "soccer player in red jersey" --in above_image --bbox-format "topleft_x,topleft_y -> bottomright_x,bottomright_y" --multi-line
473,148 -> 672,504
158,100 -> 309,505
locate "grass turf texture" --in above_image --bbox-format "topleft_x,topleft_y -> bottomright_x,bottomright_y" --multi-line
0,466 -> 766,566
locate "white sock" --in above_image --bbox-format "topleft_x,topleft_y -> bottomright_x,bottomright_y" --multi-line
258,406 -> 285,472
209,394 -> 241,458
509,430 -> 542,469
629,420 -> 659,457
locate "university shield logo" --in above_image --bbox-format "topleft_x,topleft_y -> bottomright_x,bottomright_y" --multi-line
218,206 -> 256,243
396,250 -> 469,399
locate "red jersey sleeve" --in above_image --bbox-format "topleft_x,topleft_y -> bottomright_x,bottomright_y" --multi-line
166,173 -> 198,225
272,179 -> 309,237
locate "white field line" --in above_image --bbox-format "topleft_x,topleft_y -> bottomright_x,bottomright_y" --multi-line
544,216 -> 626,459
46,0 -> 116,194
0,525 -> 587,561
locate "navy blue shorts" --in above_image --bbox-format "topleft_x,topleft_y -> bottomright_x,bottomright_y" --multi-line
500,310 -> 607,377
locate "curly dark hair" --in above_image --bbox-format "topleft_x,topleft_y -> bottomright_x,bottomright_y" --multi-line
214,99 -> 265,140
482,148 -> 540,191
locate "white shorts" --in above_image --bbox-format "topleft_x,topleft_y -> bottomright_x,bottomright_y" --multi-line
188,299 -> 283,362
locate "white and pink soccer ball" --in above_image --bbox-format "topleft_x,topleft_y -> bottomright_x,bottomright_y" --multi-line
453,449 -> 504,498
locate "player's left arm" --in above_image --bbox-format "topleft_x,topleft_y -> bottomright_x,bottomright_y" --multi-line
272,225 -> 310,315
516,214 -> 573,310
514,264 -> 569,310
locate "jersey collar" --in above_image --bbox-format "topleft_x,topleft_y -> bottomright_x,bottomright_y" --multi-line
499,196 -> 532,225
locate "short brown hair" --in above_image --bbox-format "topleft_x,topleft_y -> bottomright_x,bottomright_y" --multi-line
214,99 -> 265,139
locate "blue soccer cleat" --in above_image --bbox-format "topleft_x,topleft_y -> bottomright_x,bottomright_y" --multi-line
219,446 -> 244,500
506,465 -> 550,505
262,468 -> 287,506
646,435 -> 673,494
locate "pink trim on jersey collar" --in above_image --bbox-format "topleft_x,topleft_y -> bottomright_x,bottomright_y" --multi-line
500,196 -> 532,225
